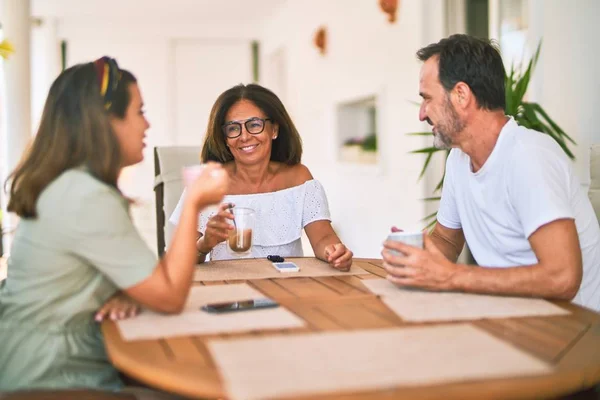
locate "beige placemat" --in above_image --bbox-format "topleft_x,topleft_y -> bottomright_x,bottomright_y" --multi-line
194,257 -> 368,282
117,284 -> 305,341
363,279 -> 570,322
208,324 -> 552,400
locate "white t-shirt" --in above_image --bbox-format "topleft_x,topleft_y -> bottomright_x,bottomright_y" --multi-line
437,118 -> 600,311
169,179 -> 331,260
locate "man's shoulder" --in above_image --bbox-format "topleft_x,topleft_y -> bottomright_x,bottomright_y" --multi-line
506,121 -> 565,158
502,122 -> 575,189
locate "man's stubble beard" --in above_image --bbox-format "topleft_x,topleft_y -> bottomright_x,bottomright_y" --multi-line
433,96 -> 465,150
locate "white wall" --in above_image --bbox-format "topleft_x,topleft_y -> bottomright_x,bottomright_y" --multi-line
528,0 -> 600,190
31,18 -> 61,133
172,40 -> 253,146
259,0 -> 440,257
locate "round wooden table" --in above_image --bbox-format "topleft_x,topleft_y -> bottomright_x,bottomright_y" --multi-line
102,258 -> 600,399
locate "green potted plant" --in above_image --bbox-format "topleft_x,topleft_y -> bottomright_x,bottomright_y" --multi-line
411,43 -> 576,228
340,133 -> 378,164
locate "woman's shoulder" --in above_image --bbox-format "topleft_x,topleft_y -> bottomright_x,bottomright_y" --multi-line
275,163 -> 314,188
37,169 -> 125,222
65,169 -> 117,194
43,168 -> 121,207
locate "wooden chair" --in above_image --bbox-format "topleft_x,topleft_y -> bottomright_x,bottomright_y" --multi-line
153,146 -> 202,257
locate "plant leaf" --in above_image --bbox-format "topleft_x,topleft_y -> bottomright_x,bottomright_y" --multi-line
529,102 -> 577,145
421,211 -> 438,231
406,131 -> 433,136
417,151 -> 434,180
421,211 -> 438,222
434,176 -> 444,192
424,218 -> 437,231
531,41 -> 542,70
505,66 -> 516,115
513,56 -> 534,106
409,146 -> 443,154
520,103 -> 575,159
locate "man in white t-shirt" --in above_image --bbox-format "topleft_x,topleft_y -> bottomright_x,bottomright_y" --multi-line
383,34 -> 600,312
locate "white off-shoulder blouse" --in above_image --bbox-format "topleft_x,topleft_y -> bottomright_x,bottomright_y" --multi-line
169,179 -> 331,260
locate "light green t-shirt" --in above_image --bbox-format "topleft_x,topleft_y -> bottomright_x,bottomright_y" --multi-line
0,169 -> 157,391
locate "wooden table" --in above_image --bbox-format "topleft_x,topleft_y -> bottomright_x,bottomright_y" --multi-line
102,258 -> 600,399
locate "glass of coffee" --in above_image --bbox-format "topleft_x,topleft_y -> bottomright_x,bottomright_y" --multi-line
227,207 -> 255,257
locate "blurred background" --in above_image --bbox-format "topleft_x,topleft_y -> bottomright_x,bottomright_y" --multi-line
0,0 -> 598,258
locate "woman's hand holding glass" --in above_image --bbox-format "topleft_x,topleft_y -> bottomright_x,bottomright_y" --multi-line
198,203 -> 235,253
324,243 -> 353,271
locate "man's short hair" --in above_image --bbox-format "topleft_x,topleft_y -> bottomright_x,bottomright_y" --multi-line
417,34 -> 506,111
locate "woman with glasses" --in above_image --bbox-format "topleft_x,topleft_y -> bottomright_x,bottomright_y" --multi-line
170,83 -> 353,270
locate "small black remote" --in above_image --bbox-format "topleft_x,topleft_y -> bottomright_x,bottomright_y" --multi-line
267,255 -> 285,263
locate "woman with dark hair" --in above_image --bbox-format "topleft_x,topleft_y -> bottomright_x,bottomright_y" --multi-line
170,83 -> 353,270
0,57 -> 228,392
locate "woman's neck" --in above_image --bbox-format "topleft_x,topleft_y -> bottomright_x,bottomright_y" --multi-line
232,159 -> 274,188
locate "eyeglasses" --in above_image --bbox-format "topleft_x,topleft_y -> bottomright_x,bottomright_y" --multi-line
221,117 -> 271,139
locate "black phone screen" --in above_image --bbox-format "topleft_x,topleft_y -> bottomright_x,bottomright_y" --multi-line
201,298 -> 279,313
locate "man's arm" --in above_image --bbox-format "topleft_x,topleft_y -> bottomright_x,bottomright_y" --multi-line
430,223 -> 465,263
451,218 -> 582,299
383,218 -> 583,300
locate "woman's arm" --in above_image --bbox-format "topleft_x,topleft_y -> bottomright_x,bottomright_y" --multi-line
195,235 -> 210,263
305,220 -> 353,271
126,164 -> 228,313
285,164 -> 353,270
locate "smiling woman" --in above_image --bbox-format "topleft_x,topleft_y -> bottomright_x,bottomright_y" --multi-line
201,84 -> 302,166
170,83 -> 354,271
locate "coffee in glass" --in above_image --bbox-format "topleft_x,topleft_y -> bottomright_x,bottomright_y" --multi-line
226,207 -> 255,257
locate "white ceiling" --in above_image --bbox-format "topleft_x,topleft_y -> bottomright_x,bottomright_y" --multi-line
32,0 -> 288,23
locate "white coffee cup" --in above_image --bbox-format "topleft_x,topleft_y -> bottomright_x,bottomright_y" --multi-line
386,231 -> 424,256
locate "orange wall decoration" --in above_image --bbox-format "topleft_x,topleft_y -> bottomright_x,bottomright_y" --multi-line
379,0 -> 398,23
314,27 -> 327,55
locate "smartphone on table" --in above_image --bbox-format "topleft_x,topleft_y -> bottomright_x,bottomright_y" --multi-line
201,298 -> 279,314
271,262 -> 300,273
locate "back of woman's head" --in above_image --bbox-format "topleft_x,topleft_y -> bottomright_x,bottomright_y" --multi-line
6,57 -> 137,218
201,83 -> 302,164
